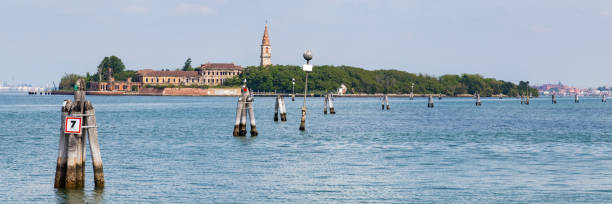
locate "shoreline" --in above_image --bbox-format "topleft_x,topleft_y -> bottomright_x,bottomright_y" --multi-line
50,90 -> 537,98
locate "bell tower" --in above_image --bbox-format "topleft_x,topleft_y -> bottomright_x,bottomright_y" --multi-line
260,24 -> 271,67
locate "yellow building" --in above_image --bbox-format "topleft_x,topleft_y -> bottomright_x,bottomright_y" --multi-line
137,63 -> 243,86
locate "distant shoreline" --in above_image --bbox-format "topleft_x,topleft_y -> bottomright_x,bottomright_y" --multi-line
49,90 -> 526,98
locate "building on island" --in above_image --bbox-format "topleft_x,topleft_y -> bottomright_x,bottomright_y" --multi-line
89,68 -> 141,91
199,63 -> 244,85
90,63 -> 244,91
260,24 -> 271,67
137,69 -> 202,86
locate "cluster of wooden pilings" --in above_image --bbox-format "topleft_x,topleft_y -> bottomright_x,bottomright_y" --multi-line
28,91 -> 51,95
575,94 -> 580,103
233,84 -> 257,136
274,95 -> 287,122
520,93 -> 530,105
54,80 -> 104,189
324,94 -> 336,114
381,95 -> 390,110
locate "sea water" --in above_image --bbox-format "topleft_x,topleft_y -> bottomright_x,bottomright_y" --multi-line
0,93 -> 611,203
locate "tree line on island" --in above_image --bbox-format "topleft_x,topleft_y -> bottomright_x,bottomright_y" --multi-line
225,65 -> 538,97
60,56 -> 538,97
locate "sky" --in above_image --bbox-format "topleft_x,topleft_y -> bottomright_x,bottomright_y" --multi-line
1,0 -> 611,88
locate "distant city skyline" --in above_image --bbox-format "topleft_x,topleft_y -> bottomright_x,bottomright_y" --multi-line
1,0 -> 612,88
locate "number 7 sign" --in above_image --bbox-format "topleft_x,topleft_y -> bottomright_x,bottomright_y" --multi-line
65,117 -> 82,134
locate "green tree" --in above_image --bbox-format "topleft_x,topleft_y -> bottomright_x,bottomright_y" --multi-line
97,56 -> 126,80
59,73 -> 85,90
182,58 -> 194,71
224,64 -> 537,97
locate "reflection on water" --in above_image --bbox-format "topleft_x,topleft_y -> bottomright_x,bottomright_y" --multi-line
55,188 -> 104,204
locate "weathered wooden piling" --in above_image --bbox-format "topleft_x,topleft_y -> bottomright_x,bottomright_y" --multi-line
84,100 -> 104,187
329,94 -> 336,114
427,95 -> 434,108
552,93 -> 557,104
239,95 -> 248,136
603,94 -> 607,103
575,94 -> 579,103
280,96 -> 287,121
385,95 -> 389,110
233,94 -> 245,136
274,95 -> 287,121
520,94 -> 524,104
475,93 -> 482,106
438,93 -> 442,100
54,80 -> 104,189
54,100 -> 71,188
525,94 -> 530,105
274,95 -> 280,121
246,92 -> 258,136
324,94 -> 329,114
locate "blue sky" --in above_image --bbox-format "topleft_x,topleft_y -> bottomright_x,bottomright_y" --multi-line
1,0 -> 611,88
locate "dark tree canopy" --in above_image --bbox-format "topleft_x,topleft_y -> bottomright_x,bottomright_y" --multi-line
224,65 -> 539,97
97,56 -> 126,80
182,58 -> 194,71
59,73 -> 85,90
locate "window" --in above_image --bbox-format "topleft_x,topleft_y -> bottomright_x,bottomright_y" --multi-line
146,78 -> 148,82
156,78 -> 159,83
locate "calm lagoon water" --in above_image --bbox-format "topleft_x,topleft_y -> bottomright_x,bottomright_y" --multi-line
1,93 -> 611,203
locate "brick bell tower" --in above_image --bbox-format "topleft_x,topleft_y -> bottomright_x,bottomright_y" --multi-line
260,24 -> 271,67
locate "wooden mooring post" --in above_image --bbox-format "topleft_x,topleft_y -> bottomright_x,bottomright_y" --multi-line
575,94 -> 579,103
475,93 -> 482,106
324,94 -> 336,114
520,94 -> 524,104
233,81 -> 257,136
525,93 -> 530,105
274,95 -> 280,121
552,93 -> 557,104
603,94 -> 607,103
381,95 -> 390,110
54,79 -> 104,189
427,95 -> 434,108
328,94 -> 336,114
324,94 -> 329,114
274,95 -> 287,121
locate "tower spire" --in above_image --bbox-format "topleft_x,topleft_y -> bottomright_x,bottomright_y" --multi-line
260,23 -> 272,67
262,24 -> 270,46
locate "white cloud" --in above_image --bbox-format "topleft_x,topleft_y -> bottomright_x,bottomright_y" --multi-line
172,3 -> 216,16
121,5 -> 148,14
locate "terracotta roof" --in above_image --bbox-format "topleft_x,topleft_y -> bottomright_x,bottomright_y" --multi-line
138,70 -> 200,77
200,63 -> 243,70
262,24 -> 270,45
